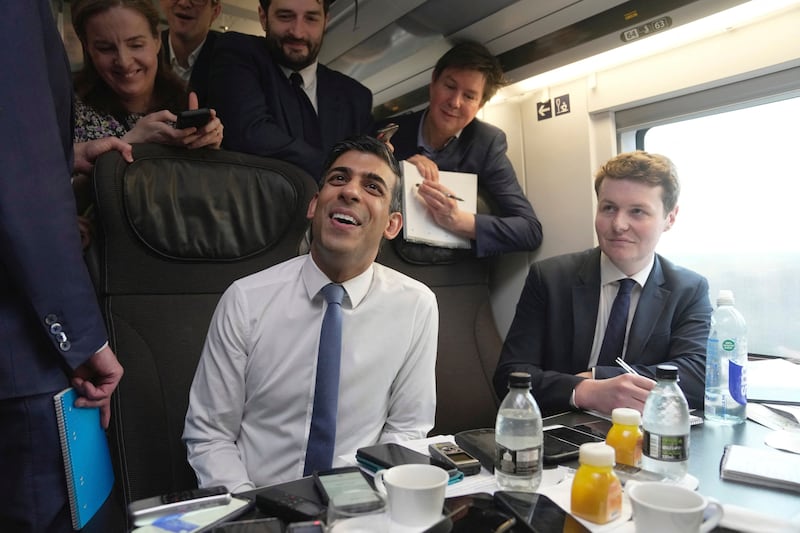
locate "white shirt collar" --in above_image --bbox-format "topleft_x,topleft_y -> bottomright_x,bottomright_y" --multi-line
301,254 -> 374,309
168,35 -> 207,82
599,252 -> 654,289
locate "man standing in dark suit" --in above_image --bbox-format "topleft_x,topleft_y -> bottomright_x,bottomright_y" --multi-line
381,41 -> 542,258
209,0 -> 373,181
1,3 -> 124,531
494,151 -> 712,416
160,0 -> 222,107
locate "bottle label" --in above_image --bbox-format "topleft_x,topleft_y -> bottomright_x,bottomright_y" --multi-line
642,431 -> 688,462
495,443 -> 541,476
729,360 -> 747,405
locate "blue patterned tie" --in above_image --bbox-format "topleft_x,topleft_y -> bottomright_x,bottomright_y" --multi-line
597,278 -> 636,366
304,283 -> 345,475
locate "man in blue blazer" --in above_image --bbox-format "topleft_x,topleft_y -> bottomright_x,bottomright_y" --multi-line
1,3 -> 124,531
160,0 -> 222,107
381,41 -> 541,258
209,0 -> 373,181
494,152 -> 711,416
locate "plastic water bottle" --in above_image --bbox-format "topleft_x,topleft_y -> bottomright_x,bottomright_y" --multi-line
705,289 -> 748,424
641,364 -> 690,480
494,372 -> 543,491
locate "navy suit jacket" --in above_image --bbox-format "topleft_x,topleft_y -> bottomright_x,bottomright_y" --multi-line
161,29 -> 220,108
383,109 -> 542,257
209,32 -> 374,181
0,1 -> 108,400
493,248 -> 712,415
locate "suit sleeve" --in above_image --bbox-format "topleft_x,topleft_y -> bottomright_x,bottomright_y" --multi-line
472,129 -> 543,257
209,33 -> 324,178
493,262 -> 583,414
0,2 -> 107,371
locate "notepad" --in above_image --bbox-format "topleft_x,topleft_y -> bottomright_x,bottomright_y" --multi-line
401,161 -> 477,249
54,387 -> 115,529
720,444 -> 800,493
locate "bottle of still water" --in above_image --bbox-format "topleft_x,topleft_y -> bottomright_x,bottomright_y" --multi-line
495,372 -> 543,491
641,364 -> 690,480
705,289 -> 748,424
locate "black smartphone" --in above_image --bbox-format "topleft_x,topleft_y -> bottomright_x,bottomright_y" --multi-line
312,466 -> 383,513
543,424 -> 604,464
211,517 -> 284,533
128,485 -> 230,524
376,123 -> 399,143
355,442 -> 461,481
176,108 -> 212,129
494,491 -> 591,533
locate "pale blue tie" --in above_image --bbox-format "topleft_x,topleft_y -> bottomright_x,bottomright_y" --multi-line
304,283 -> 345,475
598,278 -> 636,366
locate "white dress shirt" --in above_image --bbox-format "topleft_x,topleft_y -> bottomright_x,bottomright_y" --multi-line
183,254 -> 438,493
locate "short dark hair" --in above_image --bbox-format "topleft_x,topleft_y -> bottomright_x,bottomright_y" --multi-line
321,136 -> 402,212
259,0 -> 331,14
594,151 -> 681,213
433,40 -> 506,105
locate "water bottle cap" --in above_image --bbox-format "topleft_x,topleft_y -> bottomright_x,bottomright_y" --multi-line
717,289 -> 735,306
655,364 -> 679,380
508,371 -> 532,388
579,442 -> 615,467
611,407 -> 641,425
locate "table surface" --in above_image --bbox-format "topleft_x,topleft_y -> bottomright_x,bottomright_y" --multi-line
89,411 -> 800,532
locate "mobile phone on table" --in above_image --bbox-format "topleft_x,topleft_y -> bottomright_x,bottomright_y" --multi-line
356,442 -> 463,483
543,424 -> 604,464
285,520 -> 325,532
428,442 -> 482,476
128,485 -> 231,525
376,123 -> 399,143
176,108 -> 212,129
210,517 -> 284,533
312,466 -> 383,512
494,491 -> 591,532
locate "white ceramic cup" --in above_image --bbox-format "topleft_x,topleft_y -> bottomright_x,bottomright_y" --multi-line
627,481 -> 724,533
373,464 -> 448,528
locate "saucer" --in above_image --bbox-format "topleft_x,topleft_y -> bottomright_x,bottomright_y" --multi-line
328,512 -> 443,532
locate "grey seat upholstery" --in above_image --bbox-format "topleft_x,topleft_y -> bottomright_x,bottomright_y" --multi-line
88,143 -> 317,520
376,237 -> 503,436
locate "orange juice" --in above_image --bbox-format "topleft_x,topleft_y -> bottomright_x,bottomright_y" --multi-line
570,443 -> 622,524
605,407 -> 643,467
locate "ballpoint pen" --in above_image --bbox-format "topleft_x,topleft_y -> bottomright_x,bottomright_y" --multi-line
415,183 -> 464,202
616,357 -> 639,376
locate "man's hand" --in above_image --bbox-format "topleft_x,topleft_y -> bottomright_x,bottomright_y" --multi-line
71,345 -> 124,429
74,138 -> 133,174
574,373 -> 655,414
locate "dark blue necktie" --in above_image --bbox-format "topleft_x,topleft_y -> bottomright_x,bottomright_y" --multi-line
597,278 -> 636,366
289,72 -> 321,148
304,283 -> 345,475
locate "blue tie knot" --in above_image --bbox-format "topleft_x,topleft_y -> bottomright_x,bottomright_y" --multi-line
617,278 -> 636,295
321,283 -> 345,306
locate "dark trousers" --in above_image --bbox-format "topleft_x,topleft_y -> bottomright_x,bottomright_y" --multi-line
0,392 -> 73,533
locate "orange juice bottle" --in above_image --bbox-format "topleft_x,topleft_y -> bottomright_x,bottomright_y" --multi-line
570,443 -> 622,524
605,407 -> 643,467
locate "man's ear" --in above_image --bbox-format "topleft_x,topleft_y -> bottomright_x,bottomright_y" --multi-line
211,2 -> 222,23
258,5 -> 268,33
306,193 -> 319,220
663,205 -> 679,232
383,212 -> 403,240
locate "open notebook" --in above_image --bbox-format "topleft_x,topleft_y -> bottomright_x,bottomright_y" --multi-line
401,161 -> 477,249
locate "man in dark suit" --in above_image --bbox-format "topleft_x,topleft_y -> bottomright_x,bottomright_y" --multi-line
159,0 -> 222,107
1,3 -> 125,531
494,151 -> 712,416
209,0 -> 373,181
381,41 -> 541,258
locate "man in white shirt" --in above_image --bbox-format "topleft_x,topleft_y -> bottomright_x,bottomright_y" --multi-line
184,136 -> 438,492
160,0 -> 222,106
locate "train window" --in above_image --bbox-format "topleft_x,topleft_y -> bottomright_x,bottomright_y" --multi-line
638,96 -> 800,358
